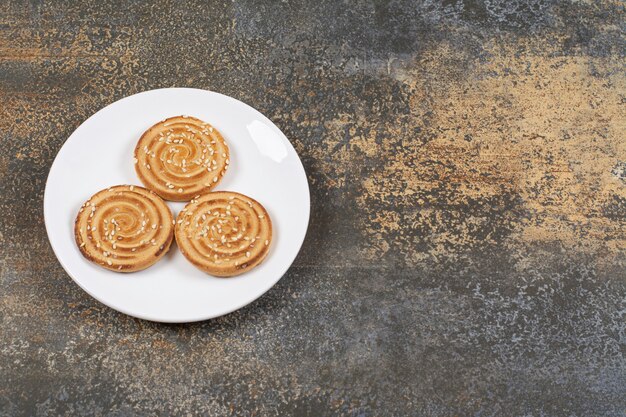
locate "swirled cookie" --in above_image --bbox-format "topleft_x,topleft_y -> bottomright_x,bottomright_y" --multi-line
74,185 -> 174,272
134,116 -> 230,201
175,191 -> 272,277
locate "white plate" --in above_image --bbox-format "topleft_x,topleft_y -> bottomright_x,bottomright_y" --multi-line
44,88 -> 310,323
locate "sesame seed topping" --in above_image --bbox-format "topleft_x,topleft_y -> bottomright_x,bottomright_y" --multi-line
265,240 -> 269,245
107,260 -> 112,266
178,188 -> 183,193
213,177 -> 218,183
129,185 -> 134,191
246,251 -> 250,258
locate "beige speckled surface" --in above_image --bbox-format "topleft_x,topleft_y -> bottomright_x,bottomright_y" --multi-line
0,0 -> 624,415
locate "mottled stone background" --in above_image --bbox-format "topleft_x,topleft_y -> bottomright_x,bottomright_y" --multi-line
1,0 -> 625,415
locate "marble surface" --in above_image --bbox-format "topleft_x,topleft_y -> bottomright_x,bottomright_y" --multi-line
0,0 -> 624,415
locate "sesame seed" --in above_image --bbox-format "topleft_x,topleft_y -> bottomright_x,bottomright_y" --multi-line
129,185 -> 134,191
168,184 -> 175,189
178,188 -> 183,193
226,159 -> 230,164
213,177 -> 218,183
118,266 -> 122,270
246,251 -> 250,258
152,224 -> 157,229
265,240 -> 269,245
107,260 -> 112,266
172,219 -> 176,225
133,157 -> 138,163
146,164 -> 151,170
79,242 -> 86,247
131,248 -> 136,252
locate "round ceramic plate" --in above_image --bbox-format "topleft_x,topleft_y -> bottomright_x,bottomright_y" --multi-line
44,88 -> 310,323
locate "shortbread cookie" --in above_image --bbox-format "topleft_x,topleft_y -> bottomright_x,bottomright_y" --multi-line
175,191 -> 272,277
74,185 -> 174,272
134,116 -> 230,201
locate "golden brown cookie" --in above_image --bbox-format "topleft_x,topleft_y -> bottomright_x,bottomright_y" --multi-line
175,191 -> 272,277
134,115 -> 230,201
74,185 -> 174,272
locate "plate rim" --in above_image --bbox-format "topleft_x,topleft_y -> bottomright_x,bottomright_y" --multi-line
43,87 -> 310,323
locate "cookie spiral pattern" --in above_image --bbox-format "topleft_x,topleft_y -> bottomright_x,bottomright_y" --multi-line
134,115 -> 230,201
175,191 -> 272,277
74,185 -> 174,272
